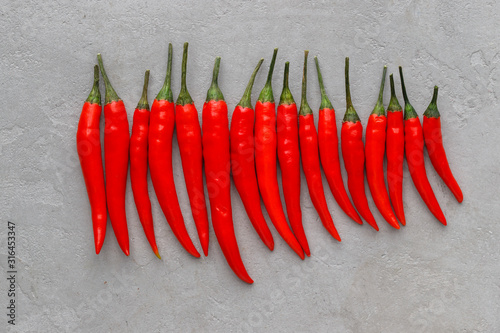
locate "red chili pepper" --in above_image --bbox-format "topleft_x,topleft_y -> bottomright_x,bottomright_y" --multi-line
277,61 -> 310,256
341,57 -> 379,231
203,57 -> 253,284
314,56 -> 362,225
399,67 -> 447,225
299,51 -> 341,242
365,66 -> 400,229
77,65 -> 107,254
149,44 -> 200,258
386,74 -> 406,225
423,86 -> 463,203
255,48 -> 304,259
230,59 -> 274,251
175,42 -> 209,256
130,70 -> 161,259
97,54 -> 130,255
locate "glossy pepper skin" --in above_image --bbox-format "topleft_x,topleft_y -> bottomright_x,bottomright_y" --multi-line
365,66 -> 400,229
423,86 -> 463,203
149,44 -> 200,258
314,57 -> 362,225
399,67 -> 447,225
255,49 -> 304,259
130,70 -> 161,259
175,42 -> 209,256
386,74 -> 406,225
203,57 -> 253,284
97,54 -> 131,255
77,65 -> 107,254
341,57 -> 379,231
299,51 -> 341,241
230,59 -> 274,251
277,62 -> 310,256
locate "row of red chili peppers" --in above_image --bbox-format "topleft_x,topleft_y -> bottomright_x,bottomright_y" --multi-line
77,44 -> 462,283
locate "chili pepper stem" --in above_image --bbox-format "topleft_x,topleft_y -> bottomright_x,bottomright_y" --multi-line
314,56 -> 333,110
238,58 -> 264,108
299,51 -> 312,116
343,57 -> 360,122
176,42 -> 194,106
258,48 -> 278,103
371,66 -> 387,116
86,65 -> 101,105
279,62 -> 295,105
399,66 -> 418,120
156,43 -> 174,102
96,53 -> 121,104
206,57 -> 224,102
423,86 -> 440,118
136,70 -> 150,110
387,74 -> 402,111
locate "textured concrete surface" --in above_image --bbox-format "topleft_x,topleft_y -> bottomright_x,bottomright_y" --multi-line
1,0 -> 500,331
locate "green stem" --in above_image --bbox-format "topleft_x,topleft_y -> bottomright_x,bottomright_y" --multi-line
299,50 -> 312,116
343,57 -> 360,123
423,86 -> 440,118
399,66 -> 418,120
97,53 -> 121,104
206,57 -> 224,102
371,65 -> 387,116
176,42 -> 194,106
258,48 -> 278,103
136,70 -> 150,110
314,56 -> 333,110
238,58 -> 264,108
156,43 -> 173,102
387,74 -> 402,112
85,65 -> 101,105
279,62 -> 295,105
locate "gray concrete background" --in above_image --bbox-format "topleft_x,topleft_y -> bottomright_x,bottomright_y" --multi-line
1,0 -> 499,331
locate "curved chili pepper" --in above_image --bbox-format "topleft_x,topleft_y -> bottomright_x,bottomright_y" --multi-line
399,66 -> 447,225
230,59 -> 274,251
277,62 -> 310,256
97,54 -> 130,255
299,51 -> 341,241
149,44 -> 200,258
423,86 -> 463,203
130,70 -> 160,259
314,56 -> 362,225
203,57 -> 253,284
341,57 -> 379,231
386,74 -> 406,225
365,66 -> 400,229
175,42 -> 209,256
77,65 -> 107,254
255,48 -> 304,259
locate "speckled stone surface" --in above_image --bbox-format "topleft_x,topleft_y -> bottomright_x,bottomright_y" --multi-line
1,0 -> 499,331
